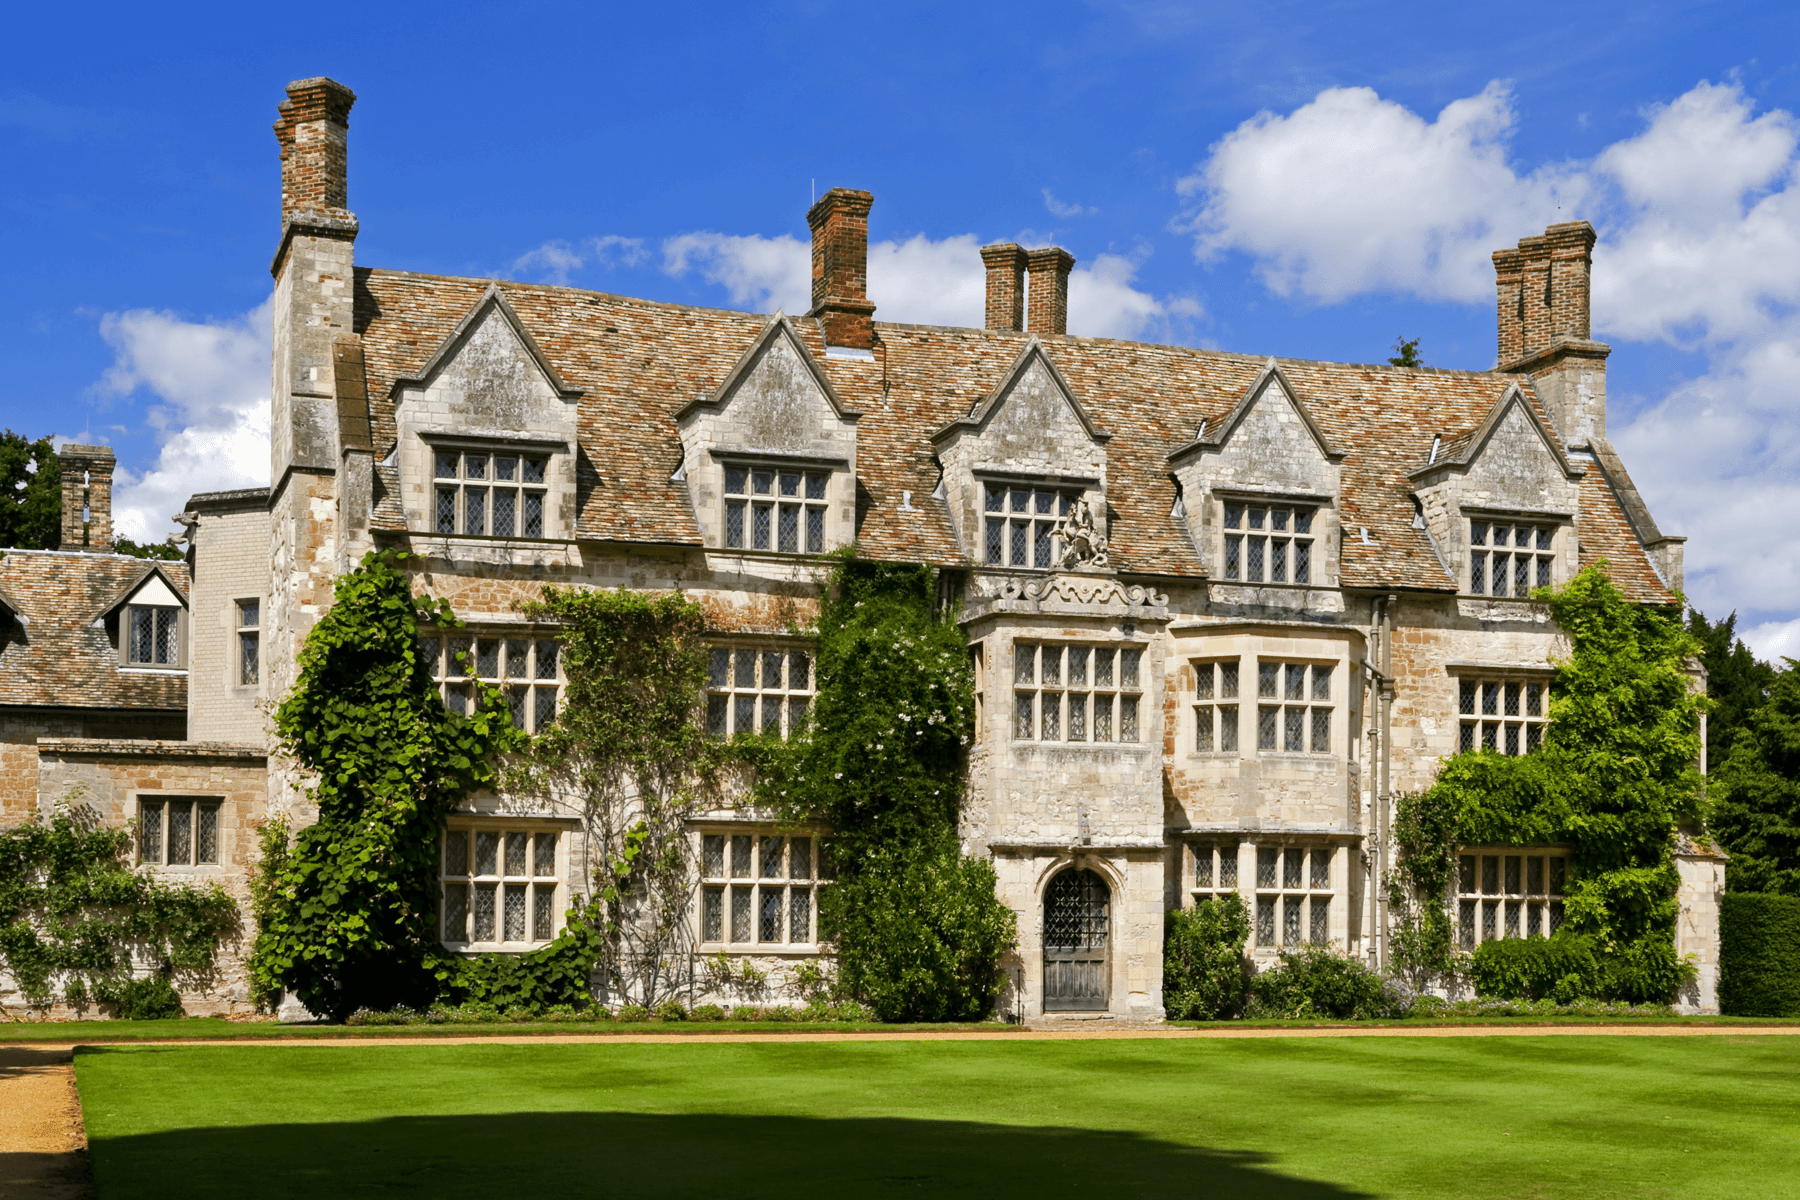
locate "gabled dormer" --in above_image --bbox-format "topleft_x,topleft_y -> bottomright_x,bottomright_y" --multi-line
1168,360 -> 1344,588
390,285 -> 583,541
676,314 -> 860,555
1408,383 -> 1584,599
932,340 -> 1111,571
94,562 -> 190,671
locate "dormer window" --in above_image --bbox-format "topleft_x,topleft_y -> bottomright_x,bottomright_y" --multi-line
984,484 -> 1080,569
1468,520 -> 1556,597
1222,501 -> 1315,584
724,465 -> 829,553
434,448 -> 548,538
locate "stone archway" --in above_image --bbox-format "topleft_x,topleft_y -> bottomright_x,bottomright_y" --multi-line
1043,867 -> 1110,1011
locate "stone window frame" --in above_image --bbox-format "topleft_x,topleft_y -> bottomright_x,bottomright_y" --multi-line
1454,845 -> 1568,948
426,441 -> 553,540
137,795 -> 222,868
234,597 -> 261,687
1012,641 -> 1144,745
1191,657 -> 1242,755
1463,510 -> 1566,599
439,820 -> 570,952
979,478 -> 1089,570
705,641 -> 816,740
1249,844 -> 1336,952
718,461 -> 832,555
420,629 -> 563,735
1252,658 -> 1336,757
1217,494 -> 1325,587
696,827 -> 834,951
121,603 -> 186,671
1449,665 -> 1553,756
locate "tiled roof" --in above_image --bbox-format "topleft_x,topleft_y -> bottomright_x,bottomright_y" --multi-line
0,551 -> 189,710
352,269 -> 1673,601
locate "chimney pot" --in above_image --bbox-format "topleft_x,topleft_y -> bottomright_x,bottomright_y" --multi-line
806,188 -> 876,349
980,243 -> 1028,333
274,77 -> 357,229
1494,221 -> 1594,366
57,445 -> 115,554
1025,247 -> 1076,337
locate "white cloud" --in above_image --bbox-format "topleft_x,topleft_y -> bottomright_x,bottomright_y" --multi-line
1740,617 -> 1800,665
510,235 -> 647,286
1182,78 -> 1800,629
662,232 -> 812,312
1070,253 -> 1192,340
1043,188 -> 1098,218
93,300 -> 272,543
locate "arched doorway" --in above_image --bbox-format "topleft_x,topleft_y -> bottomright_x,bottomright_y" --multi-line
1043,868 -> 1110,1011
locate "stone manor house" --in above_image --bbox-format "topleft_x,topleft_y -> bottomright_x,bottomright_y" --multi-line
0,76 -> 1725,1018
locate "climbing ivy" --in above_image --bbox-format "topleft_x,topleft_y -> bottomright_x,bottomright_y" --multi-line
506,586 -> 733,1006
1387,565 -> 1706,1001
248,549 -> 524,1020
0,803 -> 238,1014
762,553 -> 1016,1022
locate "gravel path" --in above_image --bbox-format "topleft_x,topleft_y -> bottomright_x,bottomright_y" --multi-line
0,1047 -> 89,1200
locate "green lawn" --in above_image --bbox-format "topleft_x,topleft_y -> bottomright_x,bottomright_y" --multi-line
73,1036 -> 1800,1199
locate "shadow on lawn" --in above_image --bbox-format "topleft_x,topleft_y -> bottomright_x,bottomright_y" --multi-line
90,1110 -> 1373,1199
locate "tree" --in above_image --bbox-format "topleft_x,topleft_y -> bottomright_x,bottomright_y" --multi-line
1687,608 -> 1776,769
249,550 -> 522,1019
0,430 -> 60,550
1388,336 -> 1423,368
1710,662 -> 1800,896
507,586 -> 733,1006
764,555 -> 1017,1021
114,536 -> 185,561
1388,566 -> 1706,1001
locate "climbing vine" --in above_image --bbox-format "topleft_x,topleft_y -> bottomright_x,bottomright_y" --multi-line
506,586 -> 733,1007
1387,565 -> 1706,1001
248,549 -> 524,1020
0,802 -> 238,1015
762,553 -> 1016,1021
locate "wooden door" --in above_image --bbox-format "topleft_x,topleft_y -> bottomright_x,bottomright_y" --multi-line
1043,868 -> 1110,1011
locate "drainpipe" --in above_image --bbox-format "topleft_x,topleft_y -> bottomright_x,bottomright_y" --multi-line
1375,593 -> 1397,973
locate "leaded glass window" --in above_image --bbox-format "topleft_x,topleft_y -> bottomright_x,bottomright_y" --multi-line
138,797 -> 221,866
1468,519 -> 1557,597
983,483 -> 1084,569
723,465 -> 829,553
1221,500 -> 1317,584
423,631 -> 561,734
1013,643 -> 1144,743
1193,660 -> 1241,753
1454,848 -> 1567,949
1249,844 -> 1336,950
705,644 -> 815,739
1457,675 -> 1548,755
441,824 -> 561,947
697,831 -> 828,947
236,598 -> 260,685
1251,660 -> 1333,755
126,605 -> 182,667
431,448 -> 550,538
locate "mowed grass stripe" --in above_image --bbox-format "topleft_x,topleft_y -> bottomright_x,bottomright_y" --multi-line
74,1037 -> 1800,1199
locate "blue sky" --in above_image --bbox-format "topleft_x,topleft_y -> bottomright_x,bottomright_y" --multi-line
6,1 -> 1799,651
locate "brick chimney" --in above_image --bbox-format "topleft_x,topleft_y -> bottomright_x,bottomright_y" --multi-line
1494,221 -> 1609,447
58,445 -> 114,553
273,77 -> 356,230
806,188 -> 877,349
981,243 -> 1028,333
1026,247 -> 1075,336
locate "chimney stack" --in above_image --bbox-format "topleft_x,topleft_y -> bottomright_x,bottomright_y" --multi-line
981,243 -> 1028,332
274,77 -> 357,229
58,445 -> 114,553
1494,220 -> 1609,447
806,188 -> 877,350
1026,247 -> 1075,337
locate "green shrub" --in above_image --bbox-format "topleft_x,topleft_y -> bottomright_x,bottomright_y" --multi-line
729,1005 -> 762,1021
1720,893 -> 1800,1016
615,1003 -> 651,1022
653,999 -> 688,1022
690,1003 -> 727,1021
761,1004 -> 800,1022
1471,933 -> 1604,1002
1162,896 -> 1251,1019
345,1006 -> 421,1026
104,975 -> 183,1021
1246,948 -> 1391,1019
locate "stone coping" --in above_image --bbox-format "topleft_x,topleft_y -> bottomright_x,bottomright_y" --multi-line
36,738 -> 267,761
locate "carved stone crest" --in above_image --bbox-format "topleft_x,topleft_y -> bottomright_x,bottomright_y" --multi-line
1055,498 -> 1108,568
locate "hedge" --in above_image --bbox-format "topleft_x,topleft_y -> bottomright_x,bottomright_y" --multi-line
1720,892 -> 1800,1017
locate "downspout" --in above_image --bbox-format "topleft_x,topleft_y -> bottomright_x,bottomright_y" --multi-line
1375,593 -> 1397,974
